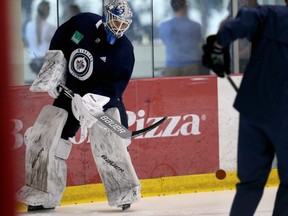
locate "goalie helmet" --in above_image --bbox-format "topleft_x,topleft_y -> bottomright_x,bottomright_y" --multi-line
103,0 -> 133,44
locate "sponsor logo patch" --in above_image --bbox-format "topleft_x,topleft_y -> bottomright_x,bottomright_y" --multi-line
71,31 -> 84,44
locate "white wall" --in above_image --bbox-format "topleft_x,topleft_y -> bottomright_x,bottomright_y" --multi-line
218,75 -> 242,171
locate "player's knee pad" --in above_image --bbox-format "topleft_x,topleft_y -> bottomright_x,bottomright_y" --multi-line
55,138 -> 72,160
89,107 -> 141,207
17,105 -> 69,207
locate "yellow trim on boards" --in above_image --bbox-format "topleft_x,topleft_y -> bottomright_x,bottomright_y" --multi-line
17,169 -> 279,211
61,169 -> 279,206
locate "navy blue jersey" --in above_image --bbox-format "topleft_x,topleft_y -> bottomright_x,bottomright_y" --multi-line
50,12 -> 134,105
50,13 -> 134,138
217,5 -> 288,126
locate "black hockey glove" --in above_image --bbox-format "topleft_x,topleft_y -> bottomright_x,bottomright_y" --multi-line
202,35 -> 231,78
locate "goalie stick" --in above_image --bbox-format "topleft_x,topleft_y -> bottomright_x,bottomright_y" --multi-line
58,83 -> 167,139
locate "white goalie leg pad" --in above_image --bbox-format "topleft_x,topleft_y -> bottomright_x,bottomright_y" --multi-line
17,105 -> 69,208
30,50 -> 67,97
89,108 -> 141,207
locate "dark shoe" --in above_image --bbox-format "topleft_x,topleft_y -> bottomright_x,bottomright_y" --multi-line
27,205 -> 55,212
121,204 -> 131,211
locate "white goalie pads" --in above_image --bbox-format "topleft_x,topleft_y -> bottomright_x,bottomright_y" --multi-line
17,105 -> 69,208
30,50 -> 67,98
89,107 -> 141,207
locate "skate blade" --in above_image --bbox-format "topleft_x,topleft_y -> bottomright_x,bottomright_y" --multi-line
28,205 -> 55,212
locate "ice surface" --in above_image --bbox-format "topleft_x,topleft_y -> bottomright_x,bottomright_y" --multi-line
17,187 -> 277,216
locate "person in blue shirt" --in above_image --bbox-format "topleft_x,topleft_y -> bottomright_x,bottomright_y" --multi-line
202,3 -> 288,215
159,0 -> 205,76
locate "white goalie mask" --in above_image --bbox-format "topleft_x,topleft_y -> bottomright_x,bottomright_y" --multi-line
103,0 -> 133,44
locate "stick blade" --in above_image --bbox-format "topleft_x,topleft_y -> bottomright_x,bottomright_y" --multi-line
131,116 -> 167,138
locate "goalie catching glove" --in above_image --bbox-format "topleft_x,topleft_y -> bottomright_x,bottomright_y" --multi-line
202,35 -> 231,77
30,50 -> 67,98
71,93 -> 110,129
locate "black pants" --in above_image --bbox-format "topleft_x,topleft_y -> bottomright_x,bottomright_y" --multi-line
230,115 -> 288,216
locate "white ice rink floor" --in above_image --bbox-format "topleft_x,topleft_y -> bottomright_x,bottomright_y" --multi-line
18,187 -> 277,216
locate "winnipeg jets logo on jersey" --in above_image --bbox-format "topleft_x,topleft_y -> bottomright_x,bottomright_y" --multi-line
69,49 -> 93,81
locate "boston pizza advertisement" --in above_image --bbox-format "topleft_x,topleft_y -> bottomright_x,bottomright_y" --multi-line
11,76 -> 219,189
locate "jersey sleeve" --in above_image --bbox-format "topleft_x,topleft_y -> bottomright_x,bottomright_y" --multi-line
49,24 -> 67,51
216,7 -> 267,47
49,14 -> 78,51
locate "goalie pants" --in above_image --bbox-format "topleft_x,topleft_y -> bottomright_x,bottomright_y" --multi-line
53,93 -> 128,139
230,115 -> 288,216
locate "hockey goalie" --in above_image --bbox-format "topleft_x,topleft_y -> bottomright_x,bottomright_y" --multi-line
17,0 -> 141,211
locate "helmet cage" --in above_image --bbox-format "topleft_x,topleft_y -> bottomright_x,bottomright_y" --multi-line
104,0 -> 133,38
